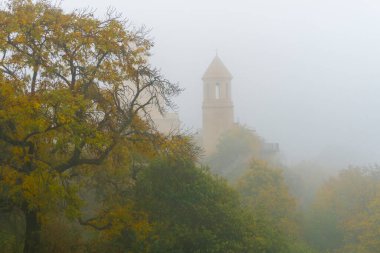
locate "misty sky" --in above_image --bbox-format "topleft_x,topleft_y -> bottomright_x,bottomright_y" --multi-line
62,0 -> 380,167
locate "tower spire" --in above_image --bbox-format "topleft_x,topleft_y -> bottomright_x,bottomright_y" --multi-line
202,54 -> 232,80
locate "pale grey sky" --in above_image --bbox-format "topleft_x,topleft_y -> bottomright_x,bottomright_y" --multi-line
62,0 -> 380,167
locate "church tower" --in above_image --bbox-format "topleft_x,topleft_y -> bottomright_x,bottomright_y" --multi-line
202,55 -> 234,154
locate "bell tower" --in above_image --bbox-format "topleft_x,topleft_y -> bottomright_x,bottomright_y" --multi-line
202,55 -> 234,154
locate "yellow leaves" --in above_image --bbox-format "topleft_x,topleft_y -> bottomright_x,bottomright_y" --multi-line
0,166 -> 23,203
307,167 -> 380,253
132,217 -> 152,241
22,167 -> 59,208
0,164 -> 78,215
159,134 -> 198,161
0,2 -> 179,251
94,203 -> 152,244
1,166 -> 19,187
0,81 -> 46,142
237,160 -> 298,242
20,166 -> 82,216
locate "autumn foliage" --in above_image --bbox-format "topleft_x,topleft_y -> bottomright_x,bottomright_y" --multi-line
1,1 -> 377,253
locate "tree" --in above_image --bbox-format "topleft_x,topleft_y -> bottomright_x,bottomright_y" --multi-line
133,157 -> 257,253
282,161 -> 333,210
203,124 -> 263,181
305,167 -> 380,253
237,160 -> 299,253
0,0 -> 180,252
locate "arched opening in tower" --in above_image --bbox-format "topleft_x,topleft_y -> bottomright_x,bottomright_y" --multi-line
215,82 -> 221,99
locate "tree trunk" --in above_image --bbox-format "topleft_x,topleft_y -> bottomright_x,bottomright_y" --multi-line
23,206 -> 41,253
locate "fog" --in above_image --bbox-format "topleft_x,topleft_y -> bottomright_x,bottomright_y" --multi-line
63,0 -> 380,167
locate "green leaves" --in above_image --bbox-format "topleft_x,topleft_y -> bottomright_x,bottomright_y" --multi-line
134,158 -> 255,253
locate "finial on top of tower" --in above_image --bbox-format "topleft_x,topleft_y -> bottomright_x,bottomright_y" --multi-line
202,54 -> 232,80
